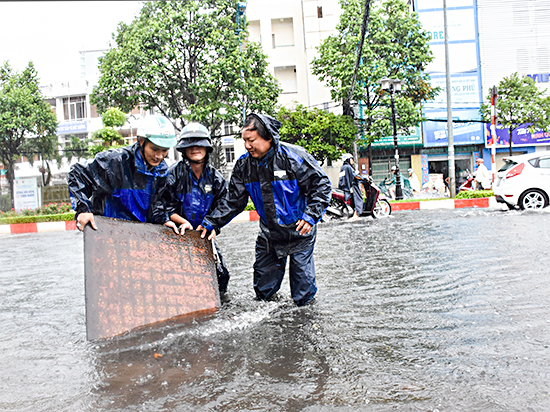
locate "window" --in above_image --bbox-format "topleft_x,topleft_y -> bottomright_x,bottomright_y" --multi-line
537,157 -> 550,169
225,147 -> 235,163
63,96 -> 87,121
271,18 -> 294,48
274,66 -> 298,94
62,133 -> 88,149
224,122 -> 234,136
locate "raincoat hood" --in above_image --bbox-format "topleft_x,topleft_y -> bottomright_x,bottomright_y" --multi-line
249,113 -> 281,150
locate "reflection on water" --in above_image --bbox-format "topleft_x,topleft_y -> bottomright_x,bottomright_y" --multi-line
1,208 -> 550,411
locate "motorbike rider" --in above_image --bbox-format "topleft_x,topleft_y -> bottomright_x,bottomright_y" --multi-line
68,114 -> 177,231
338,153 -> 363,220
473,157 -> 491,190
197,113 -> 331,307
384,165 -> 410,199
152,123 -> 230,295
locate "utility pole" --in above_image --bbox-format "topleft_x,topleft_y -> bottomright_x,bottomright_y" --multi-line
443,0 -> 455,197
490,86 -> 498,185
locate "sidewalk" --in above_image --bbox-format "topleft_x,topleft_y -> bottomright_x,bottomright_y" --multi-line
0,198 -> 498,235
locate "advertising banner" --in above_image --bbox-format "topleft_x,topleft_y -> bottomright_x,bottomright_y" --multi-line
14,177 -> 38,211
423,109 -> 485,147
414,0 -> 483,148
484,123 -> 550,147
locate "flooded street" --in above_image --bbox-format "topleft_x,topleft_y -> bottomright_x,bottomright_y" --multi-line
1,208 -> 550,412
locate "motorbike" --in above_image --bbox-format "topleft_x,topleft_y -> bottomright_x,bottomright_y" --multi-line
458,170 -> 478,191
324,176 -> 391,220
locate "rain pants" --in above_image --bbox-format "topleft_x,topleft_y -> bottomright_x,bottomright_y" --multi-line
68,142 -> 169,223
201,114 -> 332,306
153,160 -> 230,294
338,161 -> 363,215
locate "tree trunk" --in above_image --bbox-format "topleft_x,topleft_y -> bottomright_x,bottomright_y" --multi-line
7,160 -> 15,210
509,126 -> 513,156
343,99 -> 354,118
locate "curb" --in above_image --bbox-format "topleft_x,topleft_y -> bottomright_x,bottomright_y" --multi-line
391,197 -> 498,211
0,199 -> 496,235
0,220 -> 77,235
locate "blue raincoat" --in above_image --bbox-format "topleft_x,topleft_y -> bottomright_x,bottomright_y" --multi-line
68,142 -> 169,223
152,160 -> 230,293
201,114 -> 332,305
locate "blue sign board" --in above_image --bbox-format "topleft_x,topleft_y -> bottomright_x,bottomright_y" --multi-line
415,0 -> 484,147
57,121 -> 88,135
423,108 -> 485,147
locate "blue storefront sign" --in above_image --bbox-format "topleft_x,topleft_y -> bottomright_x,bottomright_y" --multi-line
415,0 -> 484,148
423,108 -> 485,147
57,121 -> 87,135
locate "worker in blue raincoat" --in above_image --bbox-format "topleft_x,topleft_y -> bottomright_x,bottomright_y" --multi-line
338,153 -> 363,220
152,123 -> 230,295
198,113 -> 332,306
68,114 -> 177,231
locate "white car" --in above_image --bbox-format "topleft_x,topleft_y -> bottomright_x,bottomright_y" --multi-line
494,152 -> 550,210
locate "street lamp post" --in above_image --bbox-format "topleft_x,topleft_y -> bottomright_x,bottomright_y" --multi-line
379,77 -> 406,200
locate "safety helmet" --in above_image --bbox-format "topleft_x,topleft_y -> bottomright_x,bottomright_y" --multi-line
176,123 -> 213,153
408,168 -> 414,173
342,153 -> 353,163
136,115 -> 177,148
391,165 -> 397,171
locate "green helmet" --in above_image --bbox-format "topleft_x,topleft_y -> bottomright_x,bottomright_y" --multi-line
137,115 -> 177,148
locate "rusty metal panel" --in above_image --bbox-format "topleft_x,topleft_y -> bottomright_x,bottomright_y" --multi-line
84,216 -> 219,340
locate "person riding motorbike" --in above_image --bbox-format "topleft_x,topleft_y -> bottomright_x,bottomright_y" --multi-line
384,166 -> 410,199
338,153 -> 363,220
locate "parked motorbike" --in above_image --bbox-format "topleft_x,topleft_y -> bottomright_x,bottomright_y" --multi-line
324,176 -> 391,220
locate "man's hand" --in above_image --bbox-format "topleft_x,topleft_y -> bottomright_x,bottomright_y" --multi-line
76,212 -> 97,232
197,224 -> 216,241
296,219 -> 312,236
164,220 -> 193,235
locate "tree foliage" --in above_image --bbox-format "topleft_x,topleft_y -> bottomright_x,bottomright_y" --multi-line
90,107 -> 127,156
277,105 -> 357,164
0,62 -> 58,209
91,0 -> 281,169
311,0 -> 438,146
480,72 -> 550,156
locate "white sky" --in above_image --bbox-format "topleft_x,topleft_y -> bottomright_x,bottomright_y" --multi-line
0,1 -> 144,85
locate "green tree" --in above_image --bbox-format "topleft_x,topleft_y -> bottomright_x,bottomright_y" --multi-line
91,0 -> 280,169
311,0 -> 437,146
0,62 -> 58,209
277,105 -> 357,164
480,72 -> 550,156
64,134 -> 92,164
90,107 -> 127,156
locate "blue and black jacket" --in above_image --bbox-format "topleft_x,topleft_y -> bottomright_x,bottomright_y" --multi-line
152,160 -> 228,229
68,142 -> 169,223
202,114 -> 332,258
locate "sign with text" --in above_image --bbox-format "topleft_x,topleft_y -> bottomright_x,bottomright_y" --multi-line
14,177 -> 38,211
57,121 -> 87,135
84,216 -> 219,340
484,123 -> 550,147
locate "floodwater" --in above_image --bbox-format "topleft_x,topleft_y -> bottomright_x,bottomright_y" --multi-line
1,208 -> 550,412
